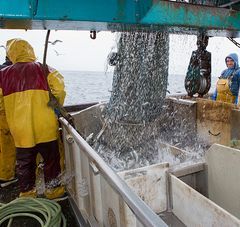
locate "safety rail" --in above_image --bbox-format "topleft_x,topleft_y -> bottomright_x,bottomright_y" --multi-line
60,117 -> 167,227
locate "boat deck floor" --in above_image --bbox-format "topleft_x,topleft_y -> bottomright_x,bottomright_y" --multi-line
0,182 -> 81,227
159,211 -> 186,227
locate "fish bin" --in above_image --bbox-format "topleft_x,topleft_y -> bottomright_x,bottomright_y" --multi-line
60,96 -> 240,226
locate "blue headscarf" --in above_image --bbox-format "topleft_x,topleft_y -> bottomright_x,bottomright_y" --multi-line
221,53 -> 239,78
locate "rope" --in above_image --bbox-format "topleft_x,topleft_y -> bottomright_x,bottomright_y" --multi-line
43,30 -> 51,67
42,30 -> 75,129
0,197 -> 66,227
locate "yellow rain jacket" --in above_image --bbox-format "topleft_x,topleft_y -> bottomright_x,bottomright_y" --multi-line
0,111 -> 15,181
0,39 -> 66,148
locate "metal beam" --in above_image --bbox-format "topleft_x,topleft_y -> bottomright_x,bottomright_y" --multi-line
0,1 -> 240,37
141,1 -> 240,37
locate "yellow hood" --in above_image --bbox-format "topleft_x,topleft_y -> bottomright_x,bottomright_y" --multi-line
6,39 -> 36,64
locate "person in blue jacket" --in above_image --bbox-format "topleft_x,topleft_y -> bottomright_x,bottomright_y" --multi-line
212,53 -> 240,104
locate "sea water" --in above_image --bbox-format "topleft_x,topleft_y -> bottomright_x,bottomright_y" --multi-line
61,70 -> 219,105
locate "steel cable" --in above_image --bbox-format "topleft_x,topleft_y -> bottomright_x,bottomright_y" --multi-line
227,37 -> 240,49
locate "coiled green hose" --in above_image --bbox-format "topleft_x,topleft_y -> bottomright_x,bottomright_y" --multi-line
0,197 -> 66,227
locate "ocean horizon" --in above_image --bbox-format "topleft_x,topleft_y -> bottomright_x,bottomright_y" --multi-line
60,70 -> 218,105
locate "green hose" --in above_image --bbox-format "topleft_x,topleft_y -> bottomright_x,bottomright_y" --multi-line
0,197 -> 66,227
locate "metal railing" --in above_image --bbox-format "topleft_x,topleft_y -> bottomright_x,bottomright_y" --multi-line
60,118 -> 167,227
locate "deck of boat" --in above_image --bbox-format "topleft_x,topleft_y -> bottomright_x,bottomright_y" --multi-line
0,182 -> 83,227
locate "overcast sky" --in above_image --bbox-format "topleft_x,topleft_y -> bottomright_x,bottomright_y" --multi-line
0,30 -> 240,77
0,30 -> 117,72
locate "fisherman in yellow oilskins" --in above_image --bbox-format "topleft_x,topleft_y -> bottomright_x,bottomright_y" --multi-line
0,56 -> 17,188
212,53 -> 240,104
0,38 -> 66,199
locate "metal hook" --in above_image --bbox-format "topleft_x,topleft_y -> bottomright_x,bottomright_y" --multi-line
90,30 -> 96,39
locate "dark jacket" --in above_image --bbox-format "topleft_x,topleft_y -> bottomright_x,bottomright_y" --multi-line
0,57 -> 12,70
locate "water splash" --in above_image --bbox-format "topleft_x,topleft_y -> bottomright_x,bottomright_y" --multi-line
106,31 -> 169,124
92,31 -> 209,171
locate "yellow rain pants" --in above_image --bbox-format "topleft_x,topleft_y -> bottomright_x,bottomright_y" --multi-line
216,78 -> 236,104
0,112 -> 15,181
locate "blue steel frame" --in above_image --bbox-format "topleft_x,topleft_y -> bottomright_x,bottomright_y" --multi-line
0,1 -> 240,37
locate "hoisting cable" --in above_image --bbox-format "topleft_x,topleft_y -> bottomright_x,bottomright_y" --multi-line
43,30 -> 75,128
0,197 -> 66,227
227,37 -> 240,49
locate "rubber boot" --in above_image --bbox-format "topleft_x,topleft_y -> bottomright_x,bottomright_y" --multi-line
44,186 -> 66,201
19,188 -> 37,198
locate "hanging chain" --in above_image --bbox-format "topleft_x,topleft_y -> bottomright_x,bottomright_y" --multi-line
227,37 -> 240,48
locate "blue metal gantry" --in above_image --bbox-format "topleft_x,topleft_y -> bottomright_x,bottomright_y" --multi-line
0,1 -> 240,36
